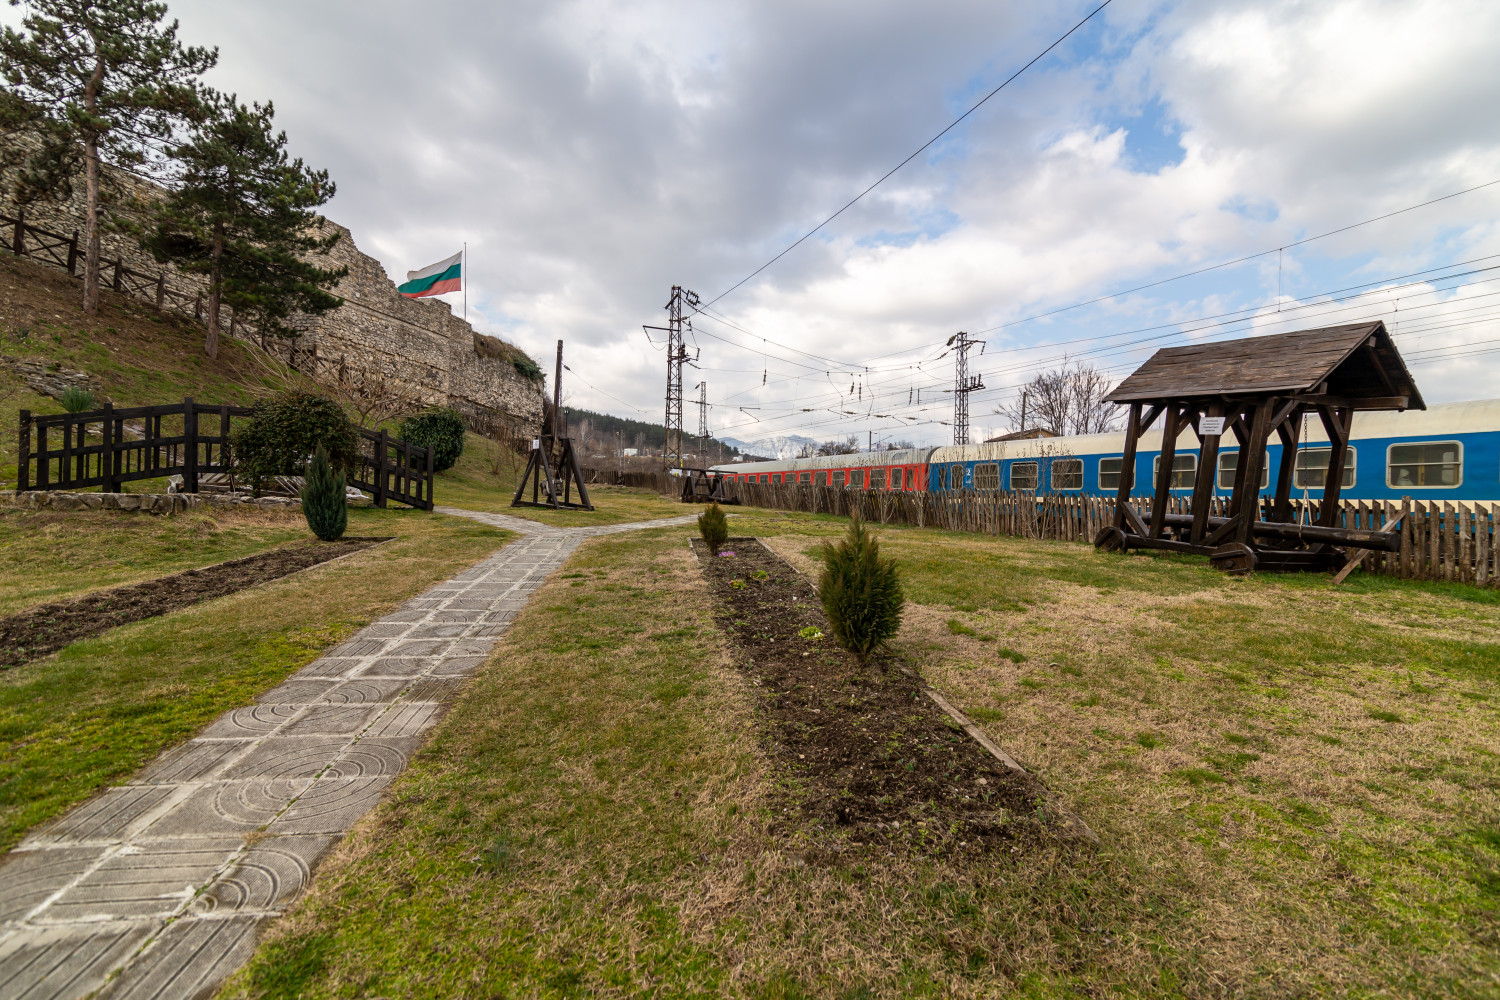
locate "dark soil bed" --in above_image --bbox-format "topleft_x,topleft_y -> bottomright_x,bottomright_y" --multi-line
0,537 -> 388,666
693,536 -> 1057,856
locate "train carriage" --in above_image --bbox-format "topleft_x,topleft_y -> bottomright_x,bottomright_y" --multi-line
711,398 -> 1500,504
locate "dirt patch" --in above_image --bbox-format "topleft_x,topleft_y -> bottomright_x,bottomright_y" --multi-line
0,537 -> 388,666
693,536 -> 1058,856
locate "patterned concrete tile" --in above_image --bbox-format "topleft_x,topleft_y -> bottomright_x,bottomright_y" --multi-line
197,705 -> 303,739
428,655 -> 490,677
321,738 -> 422,778
43,838 -> 241,921
101,915 -> 267,1000
401,676 -> 463,703
318,678 -> 410,704
404,622 -> 471,639
361,703 -> 441,740
192,835 -> 334,913
218,738 -> 349,781
270,777 -> 393,835
353,656 -> 432,678
130,741 -> 252,786
277,705 -> 382,737
385,639 -> 450,657
22,788 -> 175,847
0,848 -> 107,925
139,780 -> 310,839
256,679 -> 337,704
325,638 -> 388,658
292,657 -> 365,679
0,921 -> 154,1000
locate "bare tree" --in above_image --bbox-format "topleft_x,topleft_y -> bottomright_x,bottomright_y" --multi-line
996,362 -> 1120,436
816,435 -> 859,456
305,353 -> 422,429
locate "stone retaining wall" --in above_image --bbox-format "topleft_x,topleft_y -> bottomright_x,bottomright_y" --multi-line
5,490 -> 302,515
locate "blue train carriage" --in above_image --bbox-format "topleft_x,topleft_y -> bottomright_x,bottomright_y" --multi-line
927,397 -> 1500,504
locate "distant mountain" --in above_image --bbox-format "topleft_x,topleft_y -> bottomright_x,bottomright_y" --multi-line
717,434 -> 820,461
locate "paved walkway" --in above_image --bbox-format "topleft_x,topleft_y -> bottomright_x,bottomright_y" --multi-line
0,510 -> 695,1000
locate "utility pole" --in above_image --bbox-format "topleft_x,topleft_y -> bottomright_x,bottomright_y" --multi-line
695,381 -> 708,462
655,285 -> 699,473
950,331 -> 984,445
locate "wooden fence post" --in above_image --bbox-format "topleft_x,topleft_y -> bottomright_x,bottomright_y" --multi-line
67,230 -> 78,275
112,259 -> 123,292
17,409 -> 30,493
375,428 -> 388,508
424,439 -> 435,510
156,274 -> 166,308
183,397 -> 199,493
11,209 -> 23,255
102,401 -> 116,493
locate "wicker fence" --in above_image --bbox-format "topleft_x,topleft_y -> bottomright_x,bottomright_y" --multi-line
729,482 -> 1497,586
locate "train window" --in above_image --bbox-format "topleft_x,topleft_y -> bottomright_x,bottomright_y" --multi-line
868,468 -> 887,489
1216,451 -> 1269,490
1388,441 -> 1462,488
799,472 -> 812,484
1293,447 -> 1356,489
1010,462 -> 1039,491
1153,454 -> 1197,489
772,474 -> 782,484
904,467 -> 915,490
849,469 -> 864,488
758,474 -> 768,484
1098,457 -> 1123,491
832,470 -> 845,486
973,463 -> 1000,490
1051,458 -> 1083,491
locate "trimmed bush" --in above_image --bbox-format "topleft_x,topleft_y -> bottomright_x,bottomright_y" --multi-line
301,445 -> 347,541
698,502 -> 728,553
818,517 -> 904,660
59,386 -> 98,412
233,391 -> 358,489
399,407 -> 466,473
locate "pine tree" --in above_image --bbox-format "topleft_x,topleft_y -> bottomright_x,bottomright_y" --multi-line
0,0 -> 216,316
301,445 -> 347,542
141,97 -> 345,358
818,517 -> 905,661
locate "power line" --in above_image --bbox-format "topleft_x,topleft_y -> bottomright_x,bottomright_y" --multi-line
702,0 -> 1115,309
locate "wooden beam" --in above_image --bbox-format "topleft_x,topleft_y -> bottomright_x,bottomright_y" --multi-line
1149,404 -> 1180,539
1234,400 -> 1274,544
1112,402 -> 1143,531
1189,401 -> 1224,544
1332,510 -> 1407,584
1317,405 -> 1354,527
1272,416 -> 1300,523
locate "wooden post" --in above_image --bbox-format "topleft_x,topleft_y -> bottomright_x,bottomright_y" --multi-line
183,397 -> 199,493
1149,404 -> 1179,539
1113,403 -> 1142,531
67,230 -> 78,275
17,409 -> 30,494
1272,412 -> 1300,522
1317,406 -> 1353,527
1189,402 -> 1222,544
375,428 -> 388,508
11,208 -> 23,255
112,260 -> 123,292
155,274 -> 166,308
1234,401 -> 1274,545
425,439 -> 435,510
102,401 -> 117,493
219,404 -> 231,470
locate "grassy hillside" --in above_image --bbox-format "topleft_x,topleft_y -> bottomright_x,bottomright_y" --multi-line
0,251 -> 312,489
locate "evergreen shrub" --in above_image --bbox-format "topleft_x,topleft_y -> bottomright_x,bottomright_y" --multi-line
698,502 -> 729,553
233,390 -> 357,489
59,386 -> 98,412
399,407 -> 466,472
818,517 -> 905,660
301,445 -> 347,541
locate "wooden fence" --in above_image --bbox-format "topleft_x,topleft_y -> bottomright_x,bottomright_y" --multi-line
729,482 -> 1498,586
2,208 -> 242,330
16,399 -> 435,510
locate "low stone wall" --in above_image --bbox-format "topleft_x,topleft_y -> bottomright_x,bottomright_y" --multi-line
5,491 -> 302,515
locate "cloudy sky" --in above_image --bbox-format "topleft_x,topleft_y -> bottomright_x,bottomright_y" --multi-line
157,0 -> 1500,446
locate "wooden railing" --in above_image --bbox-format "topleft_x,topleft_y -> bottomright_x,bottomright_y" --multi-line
16,400 -> 434,510
728,482 -> 1498,586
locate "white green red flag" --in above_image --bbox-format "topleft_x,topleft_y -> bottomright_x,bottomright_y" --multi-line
399,251 -> 462,298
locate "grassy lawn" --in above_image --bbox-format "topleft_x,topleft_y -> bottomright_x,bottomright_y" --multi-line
0,504 -> 316,615
221,512 -> 1499,999
432,430 -> 686,526
0,505 -> 511,852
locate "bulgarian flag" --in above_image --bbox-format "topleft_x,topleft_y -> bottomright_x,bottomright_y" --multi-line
399,250 -> 463,298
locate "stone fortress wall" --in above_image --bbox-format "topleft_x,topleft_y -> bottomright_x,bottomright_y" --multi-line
0,138 -> 544,433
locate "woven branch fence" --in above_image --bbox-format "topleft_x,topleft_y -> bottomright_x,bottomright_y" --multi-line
729,482 -> 1498,586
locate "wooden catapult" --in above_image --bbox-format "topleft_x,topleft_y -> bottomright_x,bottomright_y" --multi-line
1094,321 -> 1421,576
511,339 -> 594,511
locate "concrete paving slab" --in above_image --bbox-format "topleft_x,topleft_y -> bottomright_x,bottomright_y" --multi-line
139,780 -> 310,839
402,676 -> 463,703
0,848 -> 108,925
218,738 -> 349,781
277,705 -> 382,737
256,679 -> 337,704
22,788 -> 175,847
129,741 -> 251,786
353,656 -> 432,678
44,838 -> 242,921
269,777 -> 393,835
361,702 -> 441,740
197,705 -> 304,739
100,915 -> 266,1000
427,655 -> 489,676
192,835 -> 334,913
321,738 -> 421,778
0,921 -> 154,1000
325,637 -> 390,658
404,622 -> 471,639
292,657 -> 365,679
318,678 -> 410,704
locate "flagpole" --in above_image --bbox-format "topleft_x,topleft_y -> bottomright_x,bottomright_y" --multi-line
462,242 -> 467,322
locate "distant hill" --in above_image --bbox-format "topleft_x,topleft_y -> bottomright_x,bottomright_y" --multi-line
716,434 -> 820,460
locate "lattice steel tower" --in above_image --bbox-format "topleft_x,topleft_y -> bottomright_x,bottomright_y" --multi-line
952,331 -> 985,445
662,285 -> 699,471
695,381 -> 709,456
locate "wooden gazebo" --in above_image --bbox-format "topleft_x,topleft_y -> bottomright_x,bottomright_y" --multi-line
1094,321 -> 1423,574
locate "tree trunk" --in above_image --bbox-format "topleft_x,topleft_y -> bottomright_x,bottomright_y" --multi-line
205,225 -> 223,359
81,138 -> 100,315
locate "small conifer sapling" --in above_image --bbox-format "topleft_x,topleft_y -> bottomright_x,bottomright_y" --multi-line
301,445 -> 347,542
818,517 -> 904,660
698,502 -> 729,554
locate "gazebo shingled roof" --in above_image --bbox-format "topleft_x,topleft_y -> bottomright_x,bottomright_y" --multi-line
1105,321 -> 1423,410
